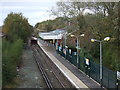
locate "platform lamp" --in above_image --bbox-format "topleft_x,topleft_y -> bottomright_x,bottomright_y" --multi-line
91,37 -> 110,87
70,34 -> 85,68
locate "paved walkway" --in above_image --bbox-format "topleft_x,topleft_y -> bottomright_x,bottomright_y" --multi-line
38,39 -> 104,89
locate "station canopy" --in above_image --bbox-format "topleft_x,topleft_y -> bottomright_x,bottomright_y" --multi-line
39,29 -> 67,40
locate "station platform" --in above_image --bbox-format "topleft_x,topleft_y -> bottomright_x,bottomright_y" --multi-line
37,39 -> 103,89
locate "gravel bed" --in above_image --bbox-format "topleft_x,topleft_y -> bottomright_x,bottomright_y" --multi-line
17,48 -> 47,88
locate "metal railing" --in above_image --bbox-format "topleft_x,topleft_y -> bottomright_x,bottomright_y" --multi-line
56,45 -> 119,89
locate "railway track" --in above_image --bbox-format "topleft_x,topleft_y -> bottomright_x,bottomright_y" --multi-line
33,48 -> 54,89
32,45 -> 72,89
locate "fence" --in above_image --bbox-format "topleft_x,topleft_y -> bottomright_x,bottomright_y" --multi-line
57,46 -> 119,89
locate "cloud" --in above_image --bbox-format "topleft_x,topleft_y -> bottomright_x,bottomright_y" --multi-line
1,2 -> 50,11
25,12 -> 45,19
1,6 -> 49,13
0,0 -> 119,2
0,1 -> 56,26
0,0 -> 59,2
2,6 -> 24,10
25,11 -> 55,26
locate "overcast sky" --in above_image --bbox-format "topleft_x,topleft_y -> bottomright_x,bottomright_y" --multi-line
0,0 -> 59,26
0,0 -> 119,27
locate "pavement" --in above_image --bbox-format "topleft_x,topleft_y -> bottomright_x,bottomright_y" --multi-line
37,39 -> 104,89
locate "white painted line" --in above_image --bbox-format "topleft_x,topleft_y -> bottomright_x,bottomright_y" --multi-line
37,39 -> 89,89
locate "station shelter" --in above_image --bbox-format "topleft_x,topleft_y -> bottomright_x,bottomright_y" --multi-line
39,29 -> 67,46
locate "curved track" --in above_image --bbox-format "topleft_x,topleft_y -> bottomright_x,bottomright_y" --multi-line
32,45 -> 73,89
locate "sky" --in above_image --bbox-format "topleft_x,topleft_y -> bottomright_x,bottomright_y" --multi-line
0,0 -> 59,26
0,0 -> 119,27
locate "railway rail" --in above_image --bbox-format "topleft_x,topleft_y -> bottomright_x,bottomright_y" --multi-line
31,44 -> 74,89
33,48 -> 54,89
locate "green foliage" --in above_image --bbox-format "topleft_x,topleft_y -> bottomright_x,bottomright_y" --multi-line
48,2 -> 119,71
35,17 -> 66,32
2,12 -> 32,87
102,42 -> 119,71
3,12 -> 33,42
80,48 -> 93,60
2,38 -> 23,86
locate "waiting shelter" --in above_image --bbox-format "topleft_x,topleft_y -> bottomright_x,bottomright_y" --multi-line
39,29 -> 67,45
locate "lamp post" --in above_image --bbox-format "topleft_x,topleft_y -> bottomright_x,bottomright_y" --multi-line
71,34 -> 85,68
64,31 -> 77,60
91,37 -> 110,87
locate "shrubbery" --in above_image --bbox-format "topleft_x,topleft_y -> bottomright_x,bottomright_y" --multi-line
2,12 -> 33,87
2,38 -> 23,86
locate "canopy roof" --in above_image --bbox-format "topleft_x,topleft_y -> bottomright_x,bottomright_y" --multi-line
39,29 -> 67,40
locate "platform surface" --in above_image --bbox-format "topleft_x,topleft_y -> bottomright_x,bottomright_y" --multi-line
37,39 -> 103,89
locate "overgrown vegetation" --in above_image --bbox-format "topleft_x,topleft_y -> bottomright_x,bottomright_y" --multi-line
2,12 -> 33,87
34,17 -> 67,32
2,38 -> 23,86
35,2 -> 119,71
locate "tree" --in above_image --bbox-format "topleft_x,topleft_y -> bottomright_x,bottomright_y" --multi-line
49,1 -> 119,71
34,17 -> 66,32
2,12 -> 33,87
2,12 -> 33,42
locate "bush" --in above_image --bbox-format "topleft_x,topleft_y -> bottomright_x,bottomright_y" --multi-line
2,38 -> 23,86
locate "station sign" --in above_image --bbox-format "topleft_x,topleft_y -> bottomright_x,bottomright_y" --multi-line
69,49 -> 71,54
85,58 -> 89,65
117,71 -> 120,80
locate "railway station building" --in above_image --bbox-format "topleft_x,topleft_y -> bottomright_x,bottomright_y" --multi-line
39,29 -> 67,46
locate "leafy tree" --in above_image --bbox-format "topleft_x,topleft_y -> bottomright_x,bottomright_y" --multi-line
2,12 -> 33,87
2,12 -> 33,42
35,17 -> 66,32
49,1 -> 119,71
